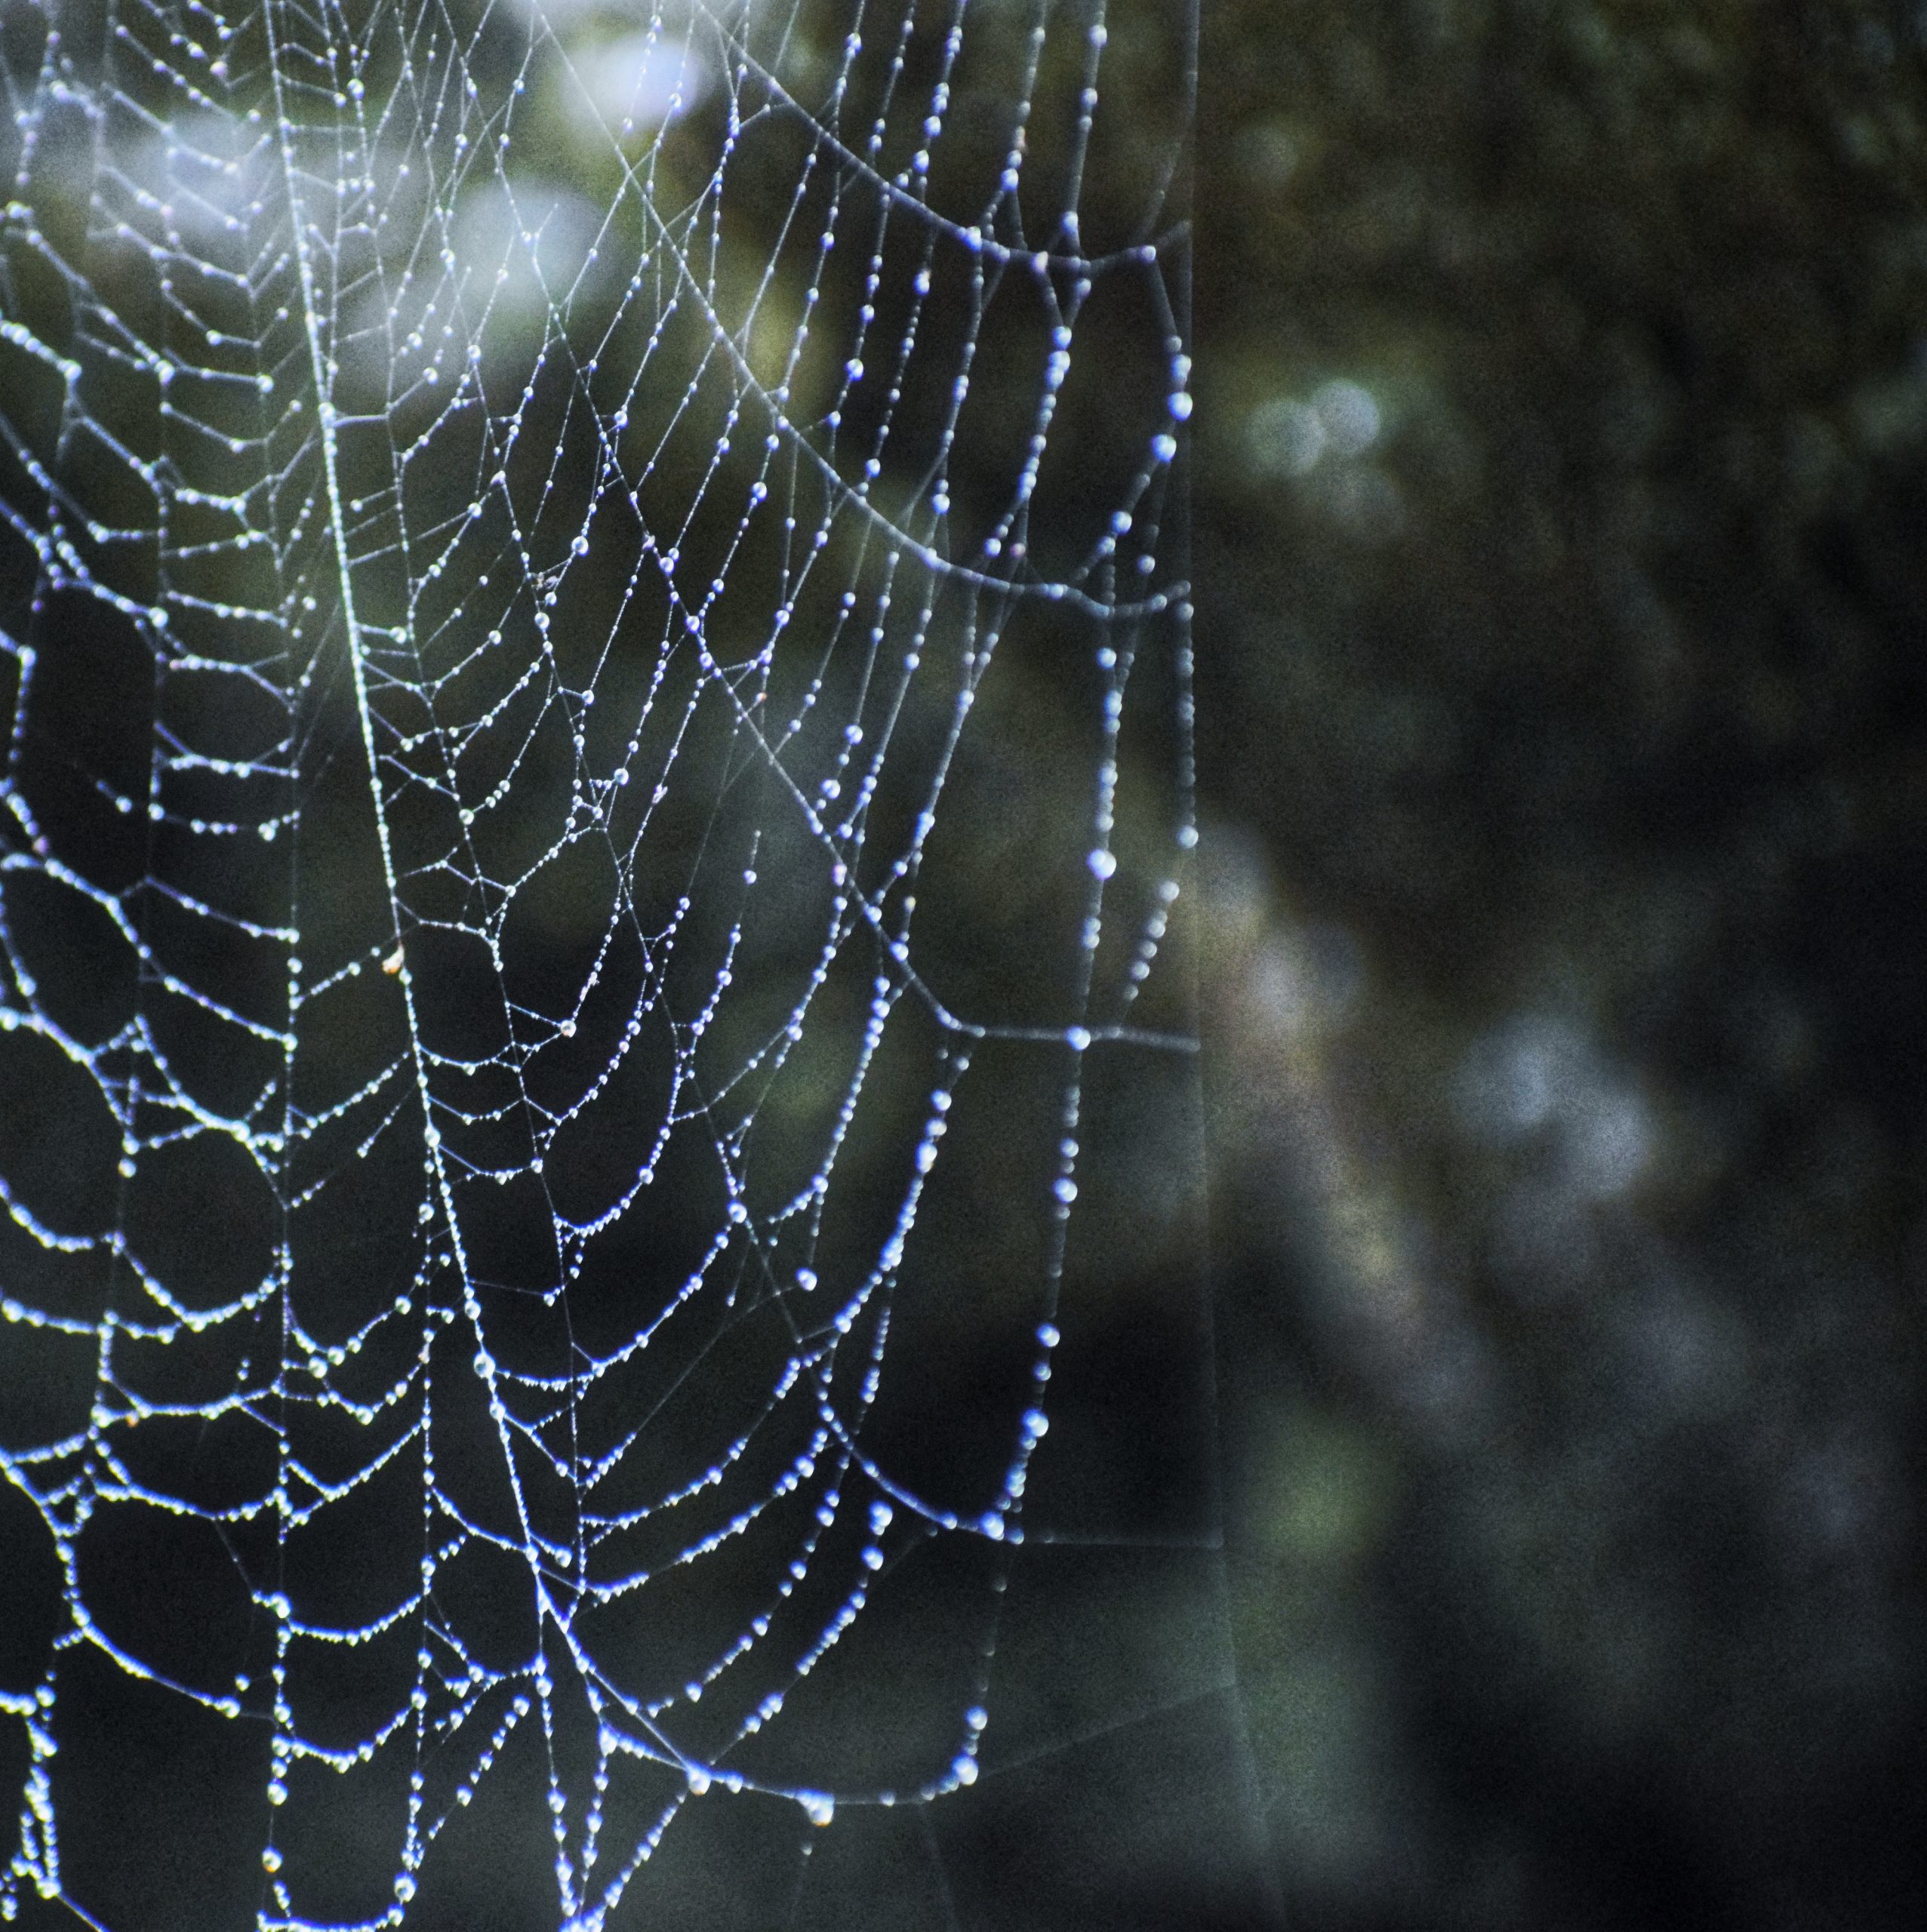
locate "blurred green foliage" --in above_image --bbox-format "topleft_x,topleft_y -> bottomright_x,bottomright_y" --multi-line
1199,3 -> 1926,1927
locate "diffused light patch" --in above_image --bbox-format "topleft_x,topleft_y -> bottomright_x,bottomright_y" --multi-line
1565,1084 -> 1655,1199
1311,378 -> 1381,456
1454,1014 -> 1655,1199
143,109 -> 266,252
1247,378 -> 1382,478
519,0 -> 747,35
453,177 -> 607,331
1249,923 -> 1364,1041
576,30 -> 716,137
1246,396 -> 1328,476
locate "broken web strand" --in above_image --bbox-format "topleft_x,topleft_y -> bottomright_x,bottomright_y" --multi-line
0,0 -> 1200,1924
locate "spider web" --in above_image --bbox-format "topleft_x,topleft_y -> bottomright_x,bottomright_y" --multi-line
0,0 -> 1210,1924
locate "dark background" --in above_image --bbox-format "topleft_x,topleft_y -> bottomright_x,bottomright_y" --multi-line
1199,2 -> 1926,1927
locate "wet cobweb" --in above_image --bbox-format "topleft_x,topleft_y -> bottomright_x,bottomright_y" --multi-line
0,1 -> 1245,1927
